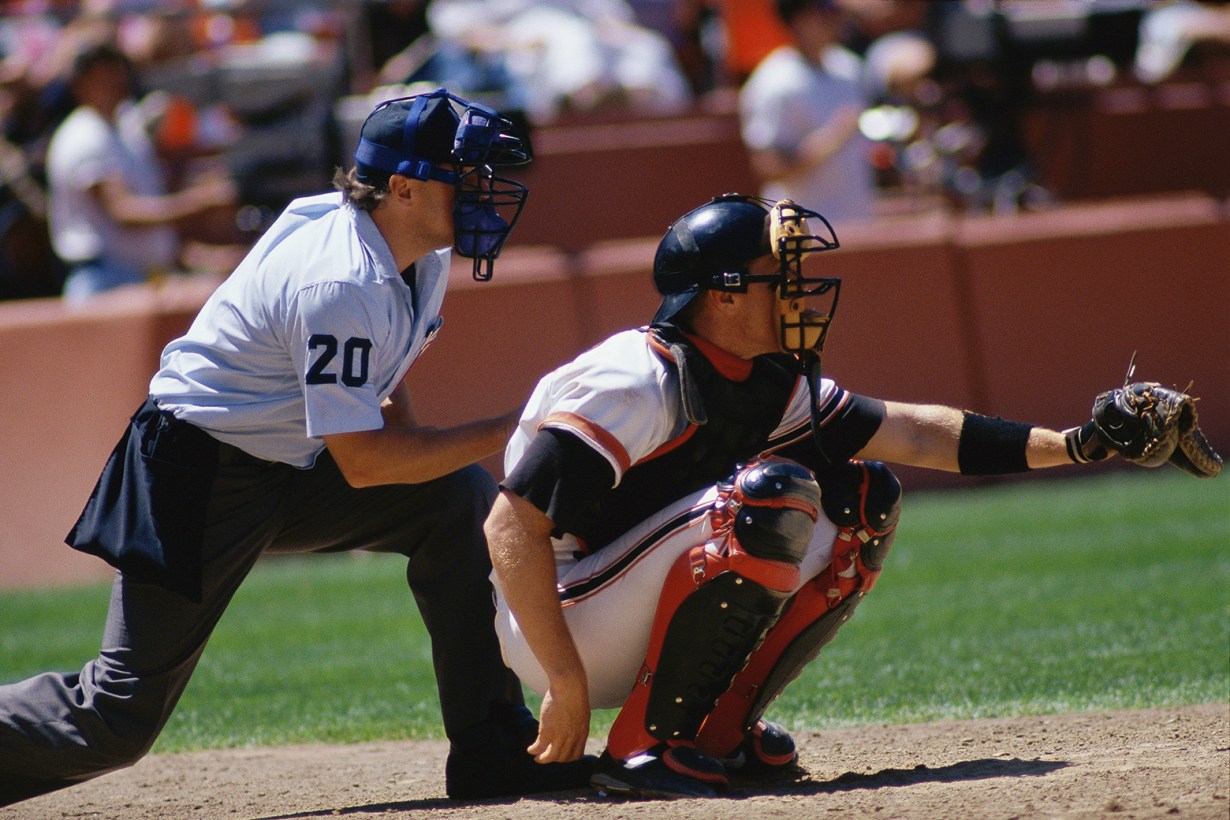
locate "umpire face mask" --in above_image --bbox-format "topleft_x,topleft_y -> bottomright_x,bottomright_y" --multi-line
450,102 -> 528,280
453,165 -> 527,279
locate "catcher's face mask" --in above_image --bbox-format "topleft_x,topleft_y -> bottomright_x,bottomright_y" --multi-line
355,89 -> 530,280
769,200 -> 841,358
651,194 -> 840,356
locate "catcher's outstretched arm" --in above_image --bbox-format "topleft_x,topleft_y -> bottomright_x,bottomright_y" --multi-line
862,385 -> 1221,480
861,402 -> 1075,474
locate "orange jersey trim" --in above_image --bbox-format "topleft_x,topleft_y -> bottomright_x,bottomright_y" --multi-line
540,411 -> 632,475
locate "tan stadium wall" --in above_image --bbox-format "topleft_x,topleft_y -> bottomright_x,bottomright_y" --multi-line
2,193 -> 1227,590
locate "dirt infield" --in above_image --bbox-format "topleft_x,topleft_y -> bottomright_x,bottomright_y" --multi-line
5,702 -> 1226,819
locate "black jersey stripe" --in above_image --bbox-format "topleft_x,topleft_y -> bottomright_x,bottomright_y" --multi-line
558,503 -> 712,604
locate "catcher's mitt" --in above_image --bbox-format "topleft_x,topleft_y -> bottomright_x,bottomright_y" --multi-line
1088,382 -> 1222,478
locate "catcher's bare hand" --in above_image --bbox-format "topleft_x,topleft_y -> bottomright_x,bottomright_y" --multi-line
528,677 -> 590,764
1071,382 -> 1222,478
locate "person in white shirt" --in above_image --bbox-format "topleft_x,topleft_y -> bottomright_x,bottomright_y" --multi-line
45,42 -> 235,302
0,88 -> 592,807
739,0 -> 877,223
426,0 -> 691,122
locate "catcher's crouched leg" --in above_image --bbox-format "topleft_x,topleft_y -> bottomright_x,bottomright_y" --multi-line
695,459 -> 902,765
596,459 -> 821,795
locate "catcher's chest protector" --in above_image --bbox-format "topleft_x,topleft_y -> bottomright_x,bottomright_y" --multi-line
571,325 -> 800,551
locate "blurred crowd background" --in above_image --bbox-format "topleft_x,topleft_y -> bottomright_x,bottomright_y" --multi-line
1,0 -> 1229,302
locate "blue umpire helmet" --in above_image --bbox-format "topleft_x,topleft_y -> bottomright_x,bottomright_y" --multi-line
354,88 -> 530,280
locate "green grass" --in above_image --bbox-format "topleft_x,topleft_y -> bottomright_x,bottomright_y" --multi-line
1,470 -> 1226,754
773,469 -> 1230,730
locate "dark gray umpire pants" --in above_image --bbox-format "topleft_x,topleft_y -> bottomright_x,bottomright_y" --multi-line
0,399 -> 519,803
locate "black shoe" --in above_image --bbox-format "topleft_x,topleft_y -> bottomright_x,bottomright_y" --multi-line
720,719 -> 798,774
590,744 -> 727,800
445,704 -> 596,800
0,777 -> 71,807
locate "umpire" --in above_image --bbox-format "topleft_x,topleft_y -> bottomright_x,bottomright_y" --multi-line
0,88 -> 591,804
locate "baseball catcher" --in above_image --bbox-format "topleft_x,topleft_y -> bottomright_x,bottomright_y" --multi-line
483,193 -> 1222,800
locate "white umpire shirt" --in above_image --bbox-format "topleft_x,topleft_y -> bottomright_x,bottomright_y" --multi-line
150,192 -> 447,468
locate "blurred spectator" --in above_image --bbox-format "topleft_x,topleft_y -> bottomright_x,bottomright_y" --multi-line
1135,0 -> 1230,83
625,0 -> 720,96
860,29 -> 937,104
828,0 -> 935,99
0,7 -> 117,160
739,0 -> 877,223
45,41 -> 237,303
924,0 -> 1055,213
361,0 -> 431,89
0,8 -> 123,300
372,2 -> 526,115
422,0 -> 692,123
0,133 -> 62,300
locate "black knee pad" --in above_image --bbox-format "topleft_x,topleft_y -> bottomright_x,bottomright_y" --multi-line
818,460 -> 901,569
636,459 -> 819,744
730,459 -> 822,565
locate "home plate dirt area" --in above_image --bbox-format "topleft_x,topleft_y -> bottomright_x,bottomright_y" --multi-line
4,703 -> 1226,819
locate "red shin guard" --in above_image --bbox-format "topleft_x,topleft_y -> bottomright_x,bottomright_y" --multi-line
605,540 -> 799,761
695,461 -> 900,758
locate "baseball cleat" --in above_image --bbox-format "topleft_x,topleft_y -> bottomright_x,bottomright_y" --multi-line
720,719 -> 798,773
591,744 -> 727,799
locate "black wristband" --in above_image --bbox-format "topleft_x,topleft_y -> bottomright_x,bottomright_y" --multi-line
957,412 -> 1035,475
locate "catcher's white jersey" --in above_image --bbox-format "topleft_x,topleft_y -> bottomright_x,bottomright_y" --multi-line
503,329 -> 847,484
151,193 -> 447,467
496,328 -> 848,706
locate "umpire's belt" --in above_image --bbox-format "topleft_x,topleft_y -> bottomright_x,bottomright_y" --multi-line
66,396 -> 220,602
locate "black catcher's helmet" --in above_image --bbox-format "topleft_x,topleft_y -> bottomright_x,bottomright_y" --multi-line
652,193 -> 841,357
